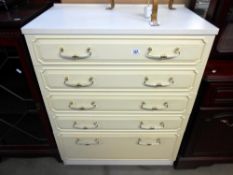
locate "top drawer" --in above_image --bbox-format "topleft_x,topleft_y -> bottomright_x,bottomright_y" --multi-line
29,37 -> 205,65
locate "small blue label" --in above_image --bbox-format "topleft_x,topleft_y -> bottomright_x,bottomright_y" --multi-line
132,48 -> 140,56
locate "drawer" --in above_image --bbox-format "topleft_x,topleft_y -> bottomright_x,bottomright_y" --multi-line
202,82 -> 233,107
202,60 -> 233,107
41,69 -> 196,91
187,108 -> 233,156
32,38 -> 205,65
58,132 -> 178,160
48,94 -> 189,113
55,114 -> 183,131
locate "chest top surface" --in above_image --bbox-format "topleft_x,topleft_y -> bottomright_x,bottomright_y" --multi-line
21,4 -> 218,35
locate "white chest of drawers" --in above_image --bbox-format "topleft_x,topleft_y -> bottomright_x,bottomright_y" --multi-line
21,4 -> 218,165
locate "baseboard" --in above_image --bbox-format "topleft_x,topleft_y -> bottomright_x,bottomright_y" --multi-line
64,159 -> 174,165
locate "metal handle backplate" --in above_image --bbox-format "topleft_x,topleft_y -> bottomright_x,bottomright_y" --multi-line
140,121 -> 165,130
141,102 -> 168,111
146,47 -> 180,60
144,77 -> 174,88
69,101 -> 96,110
75,138 -> 100,146
73,121 -> 98,129
64,76 -> 94,88
137,138 -> 161,146
59,47 -> 92,60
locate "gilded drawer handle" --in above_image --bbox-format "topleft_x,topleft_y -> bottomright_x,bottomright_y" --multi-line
64,77 -> 94,88
146,47 -> 180,60
73,121 -> 98,129
75,138 -> 100,146
220,119 -> 233,128
59,47 -> 92,60
141,102 -> 168,111
140,121 -> 165,130
69,101 -> 96,110
143,77 -> 174,88
137,138 -> 161,146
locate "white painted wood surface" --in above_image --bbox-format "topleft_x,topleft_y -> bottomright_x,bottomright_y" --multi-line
21,4 -> 218,35
22,4 -> 218,165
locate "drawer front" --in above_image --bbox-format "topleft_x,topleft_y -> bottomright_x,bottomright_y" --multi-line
33,38 -> 205,65
55,114 -> 183,131
48,95 -> 189,113
187,108 -> 233,156
59,133 -> 178,160
41,69 -> 196,91
202,82 -> 233,107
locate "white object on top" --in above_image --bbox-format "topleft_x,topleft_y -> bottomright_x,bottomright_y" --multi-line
21,4 -> 219,35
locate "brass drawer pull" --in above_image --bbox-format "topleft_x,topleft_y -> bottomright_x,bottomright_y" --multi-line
69,101 -> 96,110
73,121 -> 98,129
137,138 -> 161,146
143,77 -> 174,88
75,138 -> 100,146
59,47 -> 92,60
140,121 -> 165,130
220,119 -> 233,128
141,102 -> 168,111
146,47 -> 180,60
64,77 -> 94,88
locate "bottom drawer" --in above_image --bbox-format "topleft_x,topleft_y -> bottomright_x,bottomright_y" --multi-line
58,133 -> 178,160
